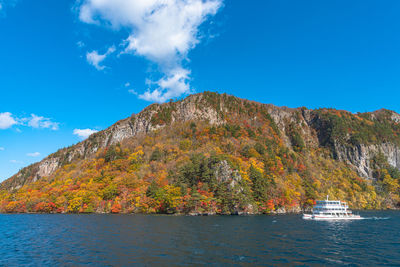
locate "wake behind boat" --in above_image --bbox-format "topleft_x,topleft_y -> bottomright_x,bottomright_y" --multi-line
303,196 -> 362,220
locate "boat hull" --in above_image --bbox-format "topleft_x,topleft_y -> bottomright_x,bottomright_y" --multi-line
303,214 -> 362,220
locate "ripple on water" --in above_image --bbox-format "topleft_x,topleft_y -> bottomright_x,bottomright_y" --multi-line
0,212 -> 399,265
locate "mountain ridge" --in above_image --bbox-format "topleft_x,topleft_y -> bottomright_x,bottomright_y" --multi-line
2,92 -> 400,214
3,92 -> 400,187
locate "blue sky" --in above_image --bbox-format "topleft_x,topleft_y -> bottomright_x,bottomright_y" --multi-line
1,0 -> 400,181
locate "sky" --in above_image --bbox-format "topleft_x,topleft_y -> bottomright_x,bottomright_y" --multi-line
1,0 -> 400,181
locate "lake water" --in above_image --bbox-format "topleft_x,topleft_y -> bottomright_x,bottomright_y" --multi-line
1,211 -> 399,266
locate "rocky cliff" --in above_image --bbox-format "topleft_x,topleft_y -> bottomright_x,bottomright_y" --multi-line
2,92 -> 400,213
333,142 -> 400,179
1,94 -> 228,190
3,93 -> 400,191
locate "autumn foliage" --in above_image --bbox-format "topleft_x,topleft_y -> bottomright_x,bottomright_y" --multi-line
1,92 -> 399,214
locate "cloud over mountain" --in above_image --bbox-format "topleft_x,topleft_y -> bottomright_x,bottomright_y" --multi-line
86,46 -> 116,70
0,112 -> 17,129
73,128 -> 98,140
0,112 -> 59,131
78,0 -> 223,102
27,114 -> 59,130
26,152 -> 40,157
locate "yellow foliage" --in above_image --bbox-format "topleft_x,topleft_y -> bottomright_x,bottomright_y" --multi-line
68,197 -> 83,213
248,158 -> 264,174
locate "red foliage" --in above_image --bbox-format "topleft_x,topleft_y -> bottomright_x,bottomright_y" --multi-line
266,199 -> 274,210
34,202 -> 56,213
296,164 -> 306,172
111,202 -> 122,213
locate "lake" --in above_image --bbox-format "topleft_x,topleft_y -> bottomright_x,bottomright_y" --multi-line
1,211 -> 399,266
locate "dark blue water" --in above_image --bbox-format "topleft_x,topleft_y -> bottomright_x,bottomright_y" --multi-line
1,211 -> 399,266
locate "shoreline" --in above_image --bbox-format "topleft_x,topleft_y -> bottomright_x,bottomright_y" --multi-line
0,209 -> 396,216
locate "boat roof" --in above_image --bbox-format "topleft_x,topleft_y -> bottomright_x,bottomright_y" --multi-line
315,195 -> 346,204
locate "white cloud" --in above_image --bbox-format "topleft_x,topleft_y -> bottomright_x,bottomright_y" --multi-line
27,114 -> 59,130
139,68 -> 190,102
128,89 -> 138,96
0,112 -> 17,129
0,112 -> 59,131
26,152 -> 41,157
0,147 -> 4,151
10,159 -> 23,164
126,82 -> 139,95
78,0 -> 223,102
77,41 -> 85,48
86,46 -> 116,70
73,128 -> 98,140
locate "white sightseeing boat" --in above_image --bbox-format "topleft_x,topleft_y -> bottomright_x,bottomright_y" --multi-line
303,196 -> 362,220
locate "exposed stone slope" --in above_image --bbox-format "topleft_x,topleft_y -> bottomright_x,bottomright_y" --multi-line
3,92 -> 400,191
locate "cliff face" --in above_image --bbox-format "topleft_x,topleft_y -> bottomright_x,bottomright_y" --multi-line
333,142 -> 400,179
307,108 -> 400,179
2,93 -> 227,190
3,93 -> 400,191
2,92 -> 400,214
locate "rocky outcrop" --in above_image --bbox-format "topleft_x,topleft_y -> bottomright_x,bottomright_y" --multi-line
333,142 -> 400,179
3,92 -> 400,190
214,160 -> 242,189
36,158 -> 60,180
272,206 -> 302,214
213,160 -> 258,215
171,95 -> 225,125
1,93 -> 227,190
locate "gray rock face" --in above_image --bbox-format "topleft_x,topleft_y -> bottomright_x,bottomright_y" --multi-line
3,92 -> 400,190
214,160 -> 242,189
267,106 -> 318,149
334,142 -> 400,179
1,94 -> 227,190
37,158 -> 60,179
171,95 -> 225,125
269,108 -> 400,179
391,113 -> 400,123
272,206 -> 302,214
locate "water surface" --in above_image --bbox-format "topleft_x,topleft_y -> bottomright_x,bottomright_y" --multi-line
1,211 -> 399,266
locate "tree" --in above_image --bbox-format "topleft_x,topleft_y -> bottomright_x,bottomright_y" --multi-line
150,148 -> 163,162
102,184 -> 119,200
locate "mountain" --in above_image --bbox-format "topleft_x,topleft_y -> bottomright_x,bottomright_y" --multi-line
1,92 -> 400,214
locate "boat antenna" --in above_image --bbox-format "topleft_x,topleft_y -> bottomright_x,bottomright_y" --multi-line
326,195 -> 329,201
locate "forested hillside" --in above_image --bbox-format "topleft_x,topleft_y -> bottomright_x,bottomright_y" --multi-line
1,92 -> 400,214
